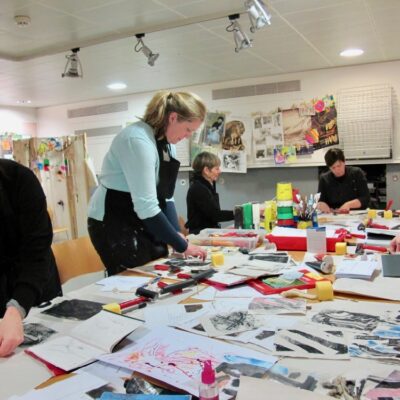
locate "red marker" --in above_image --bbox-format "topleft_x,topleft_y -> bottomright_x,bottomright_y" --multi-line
386,199 -> 394,211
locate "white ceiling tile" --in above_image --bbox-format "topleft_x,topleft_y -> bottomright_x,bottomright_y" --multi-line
0,0 -> 399,107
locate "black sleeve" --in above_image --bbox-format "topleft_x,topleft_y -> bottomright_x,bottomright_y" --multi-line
354,169 -> 370,208
12,168 -> 55,314
162,201 -> 180,232
142,211 -> 188,253
191,185 -> 233,224
317,174 -> 329,205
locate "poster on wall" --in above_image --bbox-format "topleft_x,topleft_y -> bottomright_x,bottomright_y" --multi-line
252,112 -> 283,163
282,108 -> 312,147
222,116 -> 252,160
219,149 -> 247,173
273,145 -> 297,165
200,112 -> 226,147
308,96 -> 338,150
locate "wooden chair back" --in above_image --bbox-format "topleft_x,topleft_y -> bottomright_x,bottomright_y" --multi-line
178,215 -> 189,237
52,236 -> 105,284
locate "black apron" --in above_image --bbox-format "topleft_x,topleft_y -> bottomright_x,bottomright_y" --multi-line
88,139 -> 180,275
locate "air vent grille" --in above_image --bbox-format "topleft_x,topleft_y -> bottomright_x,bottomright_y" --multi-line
68,102 -> 128,118
212,80 -> 300,100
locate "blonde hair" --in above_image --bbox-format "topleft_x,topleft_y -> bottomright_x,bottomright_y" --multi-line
192,151 -> 220,174
143,91 -> 206,138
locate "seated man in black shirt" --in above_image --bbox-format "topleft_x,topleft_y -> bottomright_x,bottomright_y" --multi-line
317,148 -> 370,213
0,159 -> 62,357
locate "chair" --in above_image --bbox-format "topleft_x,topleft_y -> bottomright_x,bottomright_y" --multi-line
52,236 -> 106,292
178,215 -> 189,237
47,207 -> 69,241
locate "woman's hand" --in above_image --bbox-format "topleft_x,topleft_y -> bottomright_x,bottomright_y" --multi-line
317,201 -> 331,213
389,234 -> 400,253
0,307 -> 24,357
183,243 -> 207,260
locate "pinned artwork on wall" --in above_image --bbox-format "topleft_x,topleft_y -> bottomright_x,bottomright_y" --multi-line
252,112 -> 283,163
200,112 -> 226,147
222,116 -> 253,166
282,108 -> 312,149
220,149 -> 247,173
273,145 -> 297,165
308,96 -> 338,150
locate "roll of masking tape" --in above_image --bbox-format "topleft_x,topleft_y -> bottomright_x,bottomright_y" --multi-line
367,209 -> 377,219
384,210 -> 393,219
335,242 -> 347,255
276,182 -> 293,201
315,280 -> 334,301
297,220 -> 312,229
211,253 -> 224,267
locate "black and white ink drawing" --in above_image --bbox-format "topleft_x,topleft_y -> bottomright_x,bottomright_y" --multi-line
42,299 -> 103,321
22,322 -> 57,346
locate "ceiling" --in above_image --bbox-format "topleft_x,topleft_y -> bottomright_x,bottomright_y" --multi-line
0,0 -> 399,108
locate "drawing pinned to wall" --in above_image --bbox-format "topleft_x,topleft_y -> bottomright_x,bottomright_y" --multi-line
282,108 -> 311,147
222,117 -> 252,154
310,95 -> 338,150
220,150 -> 247,173
273,145 -> 297,165
201,112 -> 226,146
294,144 -> 314,156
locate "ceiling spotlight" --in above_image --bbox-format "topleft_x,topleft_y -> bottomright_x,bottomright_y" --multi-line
226,14 -> 252,53
61,48 -> 83,78
245,0 -> 271,32
134,33 -> 159,66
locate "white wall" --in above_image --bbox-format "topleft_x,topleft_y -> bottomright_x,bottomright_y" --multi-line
32,60 -> 400,213
36,60 -> 400,161
0,106 -> 37,135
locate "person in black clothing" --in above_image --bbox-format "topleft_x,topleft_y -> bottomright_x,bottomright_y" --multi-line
185,152 -> 234,234
0,159 -> 62,357
317,148 -> 370,213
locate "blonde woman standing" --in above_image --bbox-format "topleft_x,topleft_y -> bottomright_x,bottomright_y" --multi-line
88,91 -> 207,275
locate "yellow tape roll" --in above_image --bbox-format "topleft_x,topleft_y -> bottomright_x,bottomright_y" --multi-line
335,242 -> 347,255
276,182 -> 293,201
367,209 -> 377,219
315,280 -> 334,301
211,253 -> 224,266
384,210 -> 393,219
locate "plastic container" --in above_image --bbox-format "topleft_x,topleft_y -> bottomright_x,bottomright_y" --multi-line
199,360 -> 219,400
187,228 -> 263,250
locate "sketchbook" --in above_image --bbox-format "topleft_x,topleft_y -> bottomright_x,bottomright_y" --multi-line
27,310 -> 143,371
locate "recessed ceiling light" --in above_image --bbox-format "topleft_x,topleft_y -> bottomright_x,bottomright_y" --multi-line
107,82 -> 127,90
340,48 -> 364,57
16,100 -> 32,104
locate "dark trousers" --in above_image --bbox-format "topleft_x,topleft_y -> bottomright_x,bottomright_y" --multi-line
88,217 -> 168,276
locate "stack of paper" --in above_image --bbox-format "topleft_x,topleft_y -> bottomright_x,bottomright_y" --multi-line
335,258 -> 378,280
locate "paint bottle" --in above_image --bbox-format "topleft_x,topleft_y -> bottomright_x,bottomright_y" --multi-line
199,360 -> 219,400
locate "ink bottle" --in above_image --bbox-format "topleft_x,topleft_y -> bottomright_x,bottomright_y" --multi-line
199,360 -> 219,400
